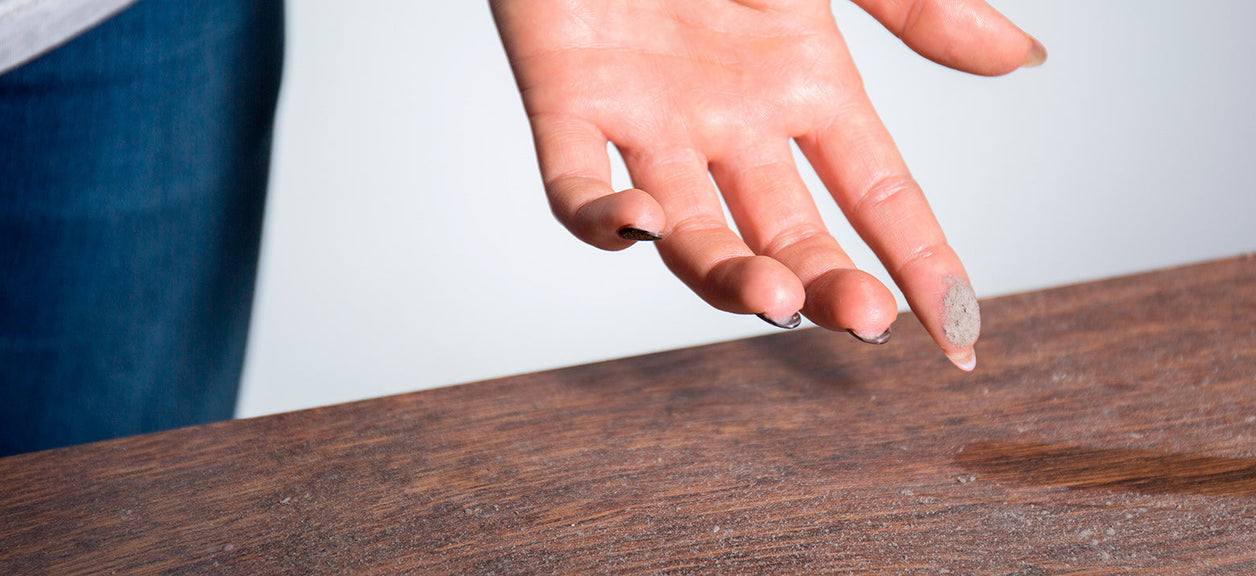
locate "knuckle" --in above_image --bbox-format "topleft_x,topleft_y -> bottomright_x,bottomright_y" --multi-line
893,241 -> 950,279
760,222 -> 827,258
850,173 -> 920,220
667,214 -> 728,238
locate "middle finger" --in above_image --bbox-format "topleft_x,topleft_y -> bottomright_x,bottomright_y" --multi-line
709,142 -> 898,341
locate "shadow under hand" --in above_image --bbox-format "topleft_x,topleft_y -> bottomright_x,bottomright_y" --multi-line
955,441 -> 1256,498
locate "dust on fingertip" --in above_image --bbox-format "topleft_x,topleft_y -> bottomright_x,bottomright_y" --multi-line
943,277 -> 980,348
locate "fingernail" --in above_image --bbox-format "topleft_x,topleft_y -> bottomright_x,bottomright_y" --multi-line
848,328 -> 892,345
1021,36 -> 1047,68
618,227 -> 663,242
757,312 -> 801,330
948,348 -> 977,372
943,278 -> 980,348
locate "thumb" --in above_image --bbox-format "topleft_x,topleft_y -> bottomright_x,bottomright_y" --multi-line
850,0 -> 1046,76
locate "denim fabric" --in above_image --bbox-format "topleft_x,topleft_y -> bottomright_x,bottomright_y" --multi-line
0,0 -> 284,456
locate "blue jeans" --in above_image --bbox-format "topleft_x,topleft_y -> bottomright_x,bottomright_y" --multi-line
0,0 -> 284,456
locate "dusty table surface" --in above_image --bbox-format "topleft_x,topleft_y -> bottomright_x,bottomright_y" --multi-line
2,256 -> 1255,575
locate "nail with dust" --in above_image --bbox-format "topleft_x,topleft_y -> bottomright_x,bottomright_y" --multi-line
758,312 -> 801,330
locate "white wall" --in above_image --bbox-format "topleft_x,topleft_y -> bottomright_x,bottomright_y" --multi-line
236,1 -> 1256,417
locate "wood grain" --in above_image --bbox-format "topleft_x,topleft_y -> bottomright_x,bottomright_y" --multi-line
2,255 -> 1255,575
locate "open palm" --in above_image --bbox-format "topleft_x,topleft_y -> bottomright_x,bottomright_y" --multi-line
492,0 -> 1044,370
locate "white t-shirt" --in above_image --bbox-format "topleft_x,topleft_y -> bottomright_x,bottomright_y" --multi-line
0,0 -> 137,74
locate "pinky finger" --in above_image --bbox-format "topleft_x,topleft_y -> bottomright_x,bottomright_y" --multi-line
531,113 -> 666,250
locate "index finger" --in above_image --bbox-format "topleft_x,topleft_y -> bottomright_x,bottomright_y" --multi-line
797,96 -> 980,371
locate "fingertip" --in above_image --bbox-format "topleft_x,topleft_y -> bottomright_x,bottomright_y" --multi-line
941,276 -> 981,349
939,277 -> 981,370
802,268 -> 897,336
612,187 -> 667,240
707,255 -> 805,321
947,348 -> 977,372
852,0 -> 1047,77
569,187 -> 666,251
1020,36 -> 1048,69
743,255 -> 807,321
878,243 -> 984,369
843,270 -> 899,335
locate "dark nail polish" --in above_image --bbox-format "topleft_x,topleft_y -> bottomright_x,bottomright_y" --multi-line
618,227 -> 663,242
757,312 -> 801,330
848,328 -> 892,345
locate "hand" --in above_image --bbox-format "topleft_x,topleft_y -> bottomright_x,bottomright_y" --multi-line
490,0 -> 1045,370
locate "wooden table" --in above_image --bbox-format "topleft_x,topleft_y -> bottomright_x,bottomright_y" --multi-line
3,256 -> 1255,575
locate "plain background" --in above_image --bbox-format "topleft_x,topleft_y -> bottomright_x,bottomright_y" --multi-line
235,0 -> 1256,418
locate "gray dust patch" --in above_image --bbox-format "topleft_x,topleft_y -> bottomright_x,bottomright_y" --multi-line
943,279 -> 980,347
